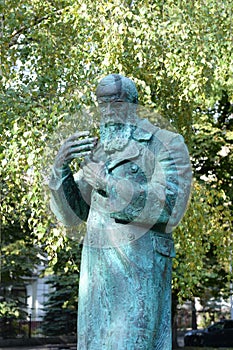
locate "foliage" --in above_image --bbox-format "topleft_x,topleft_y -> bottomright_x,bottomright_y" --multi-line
42,274 -> 79,336
0,300 -> 21,318
173,179 -> 232,301
188,93 -> 232,303
192,92 -> 233,195
0,283 -> 28,338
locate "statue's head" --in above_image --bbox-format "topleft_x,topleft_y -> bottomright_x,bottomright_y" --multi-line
96,74 -> 138,125
96,74 -> 138,153
96,74 -> 138,104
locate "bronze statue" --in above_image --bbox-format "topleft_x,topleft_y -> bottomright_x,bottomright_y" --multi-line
49,74 -> 192,349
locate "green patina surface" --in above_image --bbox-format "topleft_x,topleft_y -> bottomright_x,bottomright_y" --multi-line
50,75 -> 192,349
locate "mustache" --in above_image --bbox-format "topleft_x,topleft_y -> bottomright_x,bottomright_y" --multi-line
100,122 -> 136,129
100,123 -> 133,153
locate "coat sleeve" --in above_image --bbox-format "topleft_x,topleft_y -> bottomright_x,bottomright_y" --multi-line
49,167 -> 92,226
109,132 -> 192,233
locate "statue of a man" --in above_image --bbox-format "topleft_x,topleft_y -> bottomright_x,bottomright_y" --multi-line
49,74 -> 192,349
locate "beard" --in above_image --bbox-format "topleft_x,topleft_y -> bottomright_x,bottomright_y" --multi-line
100,123 -> 134,154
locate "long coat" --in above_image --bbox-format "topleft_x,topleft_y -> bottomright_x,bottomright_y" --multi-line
49,118 -> 192,349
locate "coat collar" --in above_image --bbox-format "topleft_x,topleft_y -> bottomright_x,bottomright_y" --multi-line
132,118 -> 158,141
106,141 -> 140,170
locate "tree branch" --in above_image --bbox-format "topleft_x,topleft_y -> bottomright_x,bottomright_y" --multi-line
9,8 -> 65,47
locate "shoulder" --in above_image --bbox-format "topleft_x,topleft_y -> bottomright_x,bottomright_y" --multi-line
155,128 -> 184,146
133,118 -> 185,149
133,118 -> 159,141
133,118 -> 182,142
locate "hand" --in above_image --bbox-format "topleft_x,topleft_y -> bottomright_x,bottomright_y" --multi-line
82,160 -> 108,191
54,131 -> 98,170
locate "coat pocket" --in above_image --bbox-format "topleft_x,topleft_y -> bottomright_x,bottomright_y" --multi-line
152,235 -> 176,258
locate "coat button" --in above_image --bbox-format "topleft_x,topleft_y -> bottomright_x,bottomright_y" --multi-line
130,164 -> 138,173
127,233 -> 135,241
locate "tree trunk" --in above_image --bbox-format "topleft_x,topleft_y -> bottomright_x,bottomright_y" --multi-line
191,298 -> 197,329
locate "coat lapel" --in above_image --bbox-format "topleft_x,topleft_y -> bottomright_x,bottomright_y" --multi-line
107,141 -> 140,170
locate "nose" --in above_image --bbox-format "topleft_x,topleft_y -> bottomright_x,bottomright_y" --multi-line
103,103 -> 116,123
106,103 -> 113,115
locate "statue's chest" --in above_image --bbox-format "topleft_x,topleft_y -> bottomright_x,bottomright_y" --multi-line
106,159 -> 148,185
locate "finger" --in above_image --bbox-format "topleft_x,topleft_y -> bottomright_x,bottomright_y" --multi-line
72,130 -> 90,138
59,141 -> 95,158
82,165 -> 103,182
70,144 -> 96,155
60,131 -> 90,145
68,134 -> 98,144
55,133 -> 98,168
57,144 -> 92,160
66,151 -> 92,163
66,139 -> 98,153
80,156 -> 92,168
82,155 -> 96,165
82,162 -> 98,173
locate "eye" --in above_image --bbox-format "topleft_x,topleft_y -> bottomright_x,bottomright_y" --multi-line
98,103 -> 107,111
111,101 -> 124,109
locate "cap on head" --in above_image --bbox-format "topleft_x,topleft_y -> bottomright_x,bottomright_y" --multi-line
96,74 -> 138,104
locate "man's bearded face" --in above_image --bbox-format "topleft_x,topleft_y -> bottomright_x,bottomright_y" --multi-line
100,122 -> 133,154
98,95 -> 135,154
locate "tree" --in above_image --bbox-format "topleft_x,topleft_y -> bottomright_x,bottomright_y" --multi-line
192,92 -> 233,198
1,0 -> 233,334
0,197 -> 43,332
42,237 -> 82,336
185,93 -> 233,327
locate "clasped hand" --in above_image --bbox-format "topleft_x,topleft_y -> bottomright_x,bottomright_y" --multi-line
53,130 -> 108,191
82,160 -> 108,192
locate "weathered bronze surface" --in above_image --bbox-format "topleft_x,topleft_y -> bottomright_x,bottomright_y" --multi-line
49,74 -> 192,349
